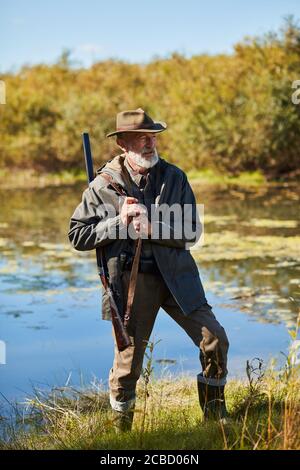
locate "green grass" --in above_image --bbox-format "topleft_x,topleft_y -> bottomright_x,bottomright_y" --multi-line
0,167 -> 270,189
1,165 -> 299,190
1,365 -> 299,450
0,168 -> 87,189
187,168 -> 266,188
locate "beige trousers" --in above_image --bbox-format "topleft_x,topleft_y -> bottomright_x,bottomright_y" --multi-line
109,270 -> 229,412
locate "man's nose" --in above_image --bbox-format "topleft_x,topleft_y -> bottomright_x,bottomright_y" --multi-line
145,136 -> 156,147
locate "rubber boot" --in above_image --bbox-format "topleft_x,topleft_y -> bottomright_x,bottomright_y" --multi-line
112,409 -> 134,432
197,380 -> 228,422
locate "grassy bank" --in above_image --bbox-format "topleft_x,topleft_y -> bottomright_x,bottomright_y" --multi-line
187,169 -> 267,187
0,167 -> 292,190
1,355 -> 300,450
0,168 -> 87,189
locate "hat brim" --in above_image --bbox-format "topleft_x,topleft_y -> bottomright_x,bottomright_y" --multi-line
106,121 -> 167,138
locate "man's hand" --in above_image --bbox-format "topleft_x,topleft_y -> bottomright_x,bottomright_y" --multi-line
132,212 -> 152,237
120,197 -> 141,225
120,197 -> 151,237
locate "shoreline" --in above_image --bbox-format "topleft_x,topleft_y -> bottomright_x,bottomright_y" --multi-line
0,168 -> 299,191
1,373 -> 299,450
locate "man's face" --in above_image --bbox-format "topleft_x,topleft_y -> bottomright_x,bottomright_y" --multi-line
118,132 -> 158,169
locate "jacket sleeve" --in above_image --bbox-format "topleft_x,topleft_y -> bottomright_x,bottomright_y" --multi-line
68,184 -> 127,251
149,175 -> 202,250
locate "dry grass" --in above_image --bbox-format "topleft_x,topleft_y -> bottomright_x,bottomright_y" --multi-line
1,362 -> 299,450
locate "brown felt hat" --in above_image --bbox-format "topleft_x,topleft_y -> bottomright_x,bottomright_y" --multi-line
106,108 -> 167,138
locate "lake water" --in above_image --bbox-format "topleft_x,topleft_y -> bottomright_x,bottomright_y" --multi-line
0,181 -> 299,405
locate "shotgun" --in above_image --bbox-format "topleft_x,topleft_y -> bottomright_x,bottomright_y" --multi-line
82,132 -> 131,351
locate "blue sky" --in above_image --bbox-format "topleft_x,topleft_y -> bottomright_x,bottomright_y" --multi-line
1,0 -> 299,73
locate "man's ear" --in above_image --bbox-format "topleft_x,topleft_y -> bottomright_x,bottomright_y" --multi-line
116,136 -> 127,153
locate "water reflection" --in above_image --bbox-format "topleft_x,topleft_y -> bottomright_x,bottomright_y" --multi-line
0,182 -> 299,400
1,183 -> 299,323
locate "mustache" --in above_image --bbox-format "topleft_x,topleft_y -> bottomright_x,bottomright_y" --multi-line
127,148 -> 159,169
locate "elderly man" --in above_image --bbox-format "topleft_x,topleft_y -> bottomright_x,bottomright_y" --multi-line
68,108 -> 229,431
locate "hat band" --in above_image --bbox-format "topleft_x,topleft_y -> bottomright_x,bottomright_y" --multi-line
116,122 -> 155,131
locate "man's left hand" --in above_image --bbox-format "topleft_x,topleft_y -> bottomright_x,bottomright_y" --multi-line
132,212 -> 152,237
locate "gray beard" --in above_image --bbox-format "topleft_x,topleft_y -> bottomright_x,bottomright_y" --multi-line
127,148 -> 159,169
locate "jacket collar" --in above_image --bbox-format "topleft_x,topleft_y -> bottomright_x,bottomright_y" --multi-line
97,154 -> 166,196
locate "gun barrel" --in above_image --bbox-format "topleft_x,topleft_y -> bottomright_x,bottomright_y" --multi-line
82,132 -> 95,184
81,132 -> 131,352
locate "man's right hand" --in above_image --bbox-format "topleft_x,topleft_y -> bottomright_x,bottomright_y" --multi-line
120,197 -> 146,226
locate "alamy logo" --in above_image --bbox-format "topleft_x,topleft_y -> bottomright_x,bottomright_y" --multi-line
291,80 -> 300,105
0,81 -> 6,104
0,340 -> 6,365
99,202 -> 204,249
